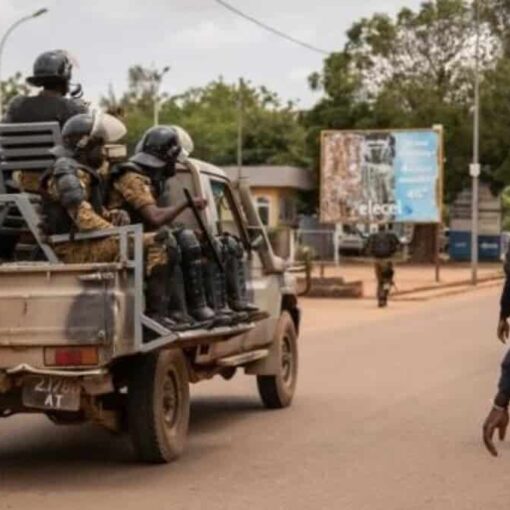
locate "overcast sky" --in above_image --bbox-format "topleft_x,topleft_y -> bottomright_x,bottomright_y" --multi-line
0,0 -> 423,108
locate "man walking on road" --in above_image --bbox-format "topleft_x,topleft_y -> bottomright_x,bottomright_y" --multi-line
483,253 -> 510,456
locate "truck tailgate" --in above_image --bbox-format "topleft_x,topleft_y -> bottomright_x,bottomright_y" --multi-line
0,263 -> 134,350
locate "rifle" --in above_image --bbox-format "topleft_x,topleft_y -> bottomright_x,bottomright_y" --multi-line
183,187 -> 224,273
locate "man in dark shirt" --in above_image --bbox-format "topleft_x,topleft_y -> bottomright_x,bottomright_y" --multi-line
365,225 -> 400,305
3,49 -> 86,124
483,253 -> 510,456
2,49 -> 87,193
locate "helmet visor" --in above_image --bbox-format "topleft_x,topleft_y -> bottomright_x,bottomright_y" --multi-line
91,111 -> 127,143
172,125 -> 194,158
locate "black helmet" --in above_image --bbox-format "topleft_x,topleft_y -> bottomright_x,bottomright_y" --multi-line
26,50 -> 73,87
58,111 -> 126,153
131,126 -> 182,169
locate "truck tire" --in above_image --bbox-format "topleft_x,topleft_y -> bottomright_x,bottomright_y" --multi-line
257,311 -> 298,409
128,349 -> 190,463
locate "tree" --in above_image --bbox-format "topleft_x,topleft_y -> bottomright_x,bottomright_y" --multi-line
0,72 -> 30,113
102,69 -> 308,167
306,0 -> 501,260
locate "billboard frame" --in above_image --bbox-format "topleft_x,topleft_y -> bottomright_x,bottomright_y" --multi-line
319,127 -> 445,225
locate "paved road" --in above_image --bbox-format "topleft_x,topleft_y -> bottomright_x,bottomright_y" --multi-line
0,288 -> 508,510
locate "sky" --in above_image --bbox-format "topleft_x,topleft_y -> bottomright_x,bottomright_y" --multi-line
0,0 -> 423,108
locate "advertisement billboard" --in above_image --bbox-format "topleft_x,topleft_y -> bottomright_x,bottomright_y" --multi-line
320,129 -> 442,224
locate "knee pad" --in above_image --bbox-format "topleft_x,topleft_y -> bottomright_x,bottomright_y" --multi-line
222,234 -> 244,259
176,229 -> 201,260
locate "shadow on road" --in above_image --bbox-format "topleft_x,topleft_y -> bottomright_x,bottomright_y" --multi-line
0,395 -> 264,492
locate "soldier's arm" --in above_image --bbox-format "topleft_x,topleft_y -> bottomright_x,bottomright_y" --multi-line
139,202 -> 190,228
115,173 -> 202,228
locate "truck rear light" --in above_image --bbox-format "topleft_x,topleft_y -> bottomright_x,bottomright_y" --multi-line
44,347 -> 99,367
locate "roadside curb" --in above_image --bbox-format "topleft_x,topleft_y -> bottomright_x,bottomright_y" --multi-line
392,279 -> 502,302
392,272 -> 503,297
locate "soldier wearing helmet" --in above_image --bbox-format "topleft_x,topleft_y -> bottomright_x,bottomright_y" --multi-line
3,50 -> 88,193
107,125 -> 260,327
41,114 -> 188,329
106,125 -> 217,327
41,111 -> 128,257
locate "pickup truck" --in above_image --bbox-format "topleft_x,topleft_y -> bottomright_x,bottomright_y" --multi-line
0,121 -> 300,463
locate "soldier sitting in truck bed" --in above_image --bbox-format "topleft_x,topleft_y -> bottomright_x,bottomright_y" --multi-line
40,111 -> 188,329
106,125 -> 218,327
107,125 -> 260,326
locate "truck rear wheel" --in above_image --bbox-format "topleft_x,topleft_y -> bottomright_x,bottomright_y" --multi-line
257,311 -> 298,409
128,349 -> 189,463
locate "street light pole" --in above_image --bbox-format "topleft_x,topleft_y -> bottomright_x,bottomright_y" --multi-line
471,0 -> 481,285
237,77 -> 244,181
153,65 -> 170,126
0,8 -> 48,117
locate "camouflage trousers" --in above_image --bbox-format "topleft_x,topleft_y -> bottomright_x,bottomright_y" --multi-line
54,232 -> 168,276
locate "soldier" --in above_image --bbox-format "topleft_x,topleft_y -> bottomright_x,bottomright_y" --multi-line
41,112 -> 178,329
107,125 -> 216,325
3,50 -> 88,193
483,253 -> 510,456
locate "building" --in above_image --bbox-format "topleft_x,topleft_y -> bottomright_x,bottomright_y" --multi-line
223,165 -> 315,229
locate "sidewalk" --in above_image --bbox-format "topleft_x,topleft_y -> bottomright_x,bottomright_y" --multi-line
306,261 -> 503,300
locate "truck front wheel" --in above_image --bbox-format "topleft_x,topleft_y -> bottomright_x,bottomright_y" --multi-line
128,349 -> 190,463
257,311 -> 298,409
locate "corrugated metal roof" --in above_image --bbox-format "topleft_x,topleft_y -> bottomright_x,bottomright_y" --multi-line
223,165 -> 315,191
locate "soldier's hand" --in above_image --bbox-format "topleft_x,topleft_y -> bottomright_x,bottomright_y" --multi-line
110,209 -> 130,226
192,197 -> 208,210
483,405 -> 509,456
498,319 -> 510,344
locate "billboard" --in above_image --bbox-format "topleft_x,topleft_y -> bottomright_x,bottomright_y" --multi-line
320,129 -> 442,224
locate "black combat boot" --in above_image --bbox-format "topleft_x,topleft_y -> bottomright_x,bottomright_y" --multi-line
222,234 -> 266,322
167,265 -> 197,329
177,229 -> 215,325
145,265 -> 176,330
202,238 -> 246,326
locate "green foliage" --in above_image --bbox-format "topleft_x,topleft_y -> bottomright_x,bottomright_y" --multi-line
0,72 -> 29,112
102,70 -> 308,167
304,0 -> 500,204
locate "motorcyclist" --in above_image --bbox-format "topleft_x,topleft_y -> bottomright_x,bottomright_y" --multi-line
482,249 -> 510,456
3,50 -> 87,193
365,225 -> 400,306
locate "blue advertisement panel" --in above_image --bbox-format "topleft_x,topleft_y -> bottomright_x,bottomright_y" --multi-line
393,131 -> 440,223
321,129 -> 442,224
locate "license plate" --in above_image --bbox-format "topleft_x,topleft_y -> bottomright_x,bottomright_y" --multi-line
22,376 -> 81,412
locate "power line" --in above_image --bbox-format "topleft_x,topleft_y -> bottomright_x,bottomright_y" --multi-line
213,0 -> 330,56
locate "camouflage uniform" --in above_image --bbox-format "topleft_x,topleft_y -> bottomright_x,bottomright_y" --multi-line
106,170 -> 169,274
44,167 -> 117,263
108,171 -> 157,218
43,163 -> 168,275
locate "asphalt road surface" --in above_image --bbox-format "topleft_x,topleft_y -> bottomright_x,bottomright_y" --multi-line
0,288 -> 508,510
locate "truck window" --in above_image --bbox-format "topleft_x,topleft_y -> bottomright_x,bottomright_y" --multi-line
209,179 -> 244,238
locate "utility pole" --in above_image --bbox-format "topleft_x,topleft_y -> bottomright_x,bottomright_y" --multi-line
470,0 -> 481,285
0,8 -> 48,117
237,77 -> 244,181
153,65 -> 170,126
